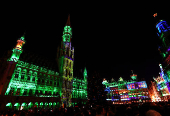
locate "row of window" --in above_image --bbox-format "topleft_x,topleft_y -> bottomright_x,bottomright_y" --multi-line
7,88 -> 59,97
72,93 -> 87,98
14,74 -> 36,81
108,92 -> 148,95
14,74 -> 60,86
72,86 -> 86,90
14,67 -> 59,80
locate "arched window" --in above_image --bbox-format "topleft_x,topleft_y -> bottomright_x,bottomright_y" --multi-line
14,67 -> 21,78
54,80 -> 57,86
67,49 -> 69,56
29,89 -> 33,96
37,73 -> 42,83
69,71 -> 71,77
45,91 -> 47,95
47,80 -> 49,85
42,79 -> 44,83
32,72 -> 37,82
71,51 -> 74,59
68,60 -> 70,67
70,62 -> 72,68
57,78 -> 60,87
37,78 -> 41,83
21,69 -> 27,80
39,90 -> 43,95
70,51 -> 72,58
27,71 -> 32,81
47,75 -> 50,85
35,90 -> 39,96
23,89 -> 27,96
50,80 -> 52,85
16,88 -> 21,96
8,87 -> 14,96
66,69 -> 68,77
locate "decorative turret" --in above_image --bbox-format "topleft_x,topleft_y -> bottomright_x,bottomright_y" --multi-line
8,34 -> 25,62
118,77 -> 123,81
111,78 -> 115,82
130,70 -> 137,80
62,15 -> 72,43
83,67 -> 87,80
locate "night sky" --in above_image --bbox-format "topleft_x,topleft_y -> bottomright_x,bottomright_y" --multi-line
0,4 -> 170,84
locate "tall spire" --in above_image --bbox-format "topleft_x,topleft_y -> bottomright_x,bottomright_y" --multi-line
20,32 -> 26,41
84,67 -> 87,77
62,15 -> 72,42
65,14 -> 71,26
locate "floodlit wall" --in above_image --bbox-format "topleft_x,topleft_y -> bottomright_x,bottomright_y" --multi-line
5,60 -> 60,97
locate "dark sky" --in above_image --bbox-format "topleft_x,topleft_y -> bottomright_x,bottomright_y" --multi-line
0,3 -> 170,83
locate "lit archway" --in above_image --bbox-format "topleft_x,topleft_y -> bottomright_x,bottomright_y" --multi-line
21,102 -> 27,110
14,103 -> 20,110
44,102 -> 48,108
34,102 -> 38,108
49,102 -> 52,108
57,102 -> 60,108
72,103 -> 74,107
40,102 -> 43,108
28,102 -> 33,109
53,102 -> 56,108
6,102 -> 12,109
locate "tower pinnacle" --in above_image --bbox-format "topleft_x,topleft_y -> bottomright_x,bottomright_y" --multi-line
65,14 -> 71,26
20,32 -> 26,41
84,67 -> 87,78
62,15 -> 72,42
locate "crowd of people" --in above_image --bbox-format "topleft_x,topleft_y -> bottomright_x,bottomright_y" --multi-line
1,102 -> 170,116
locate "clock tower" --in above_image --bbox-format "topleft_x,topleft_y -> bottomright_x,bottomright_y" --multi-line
57,15 -> 74,107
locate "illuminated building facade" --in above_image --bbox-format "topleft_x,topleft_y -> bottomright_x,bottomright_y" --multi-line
102,73 -> 150,104
148,81 -> 161,102
0,16 -> 88,111
71,68 -> 88,107
154,13 -> 170,100
150,64 -> 170,101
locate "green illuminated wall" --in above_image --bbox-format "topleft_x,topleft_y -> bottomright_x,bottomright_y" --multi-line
5,60 -> 60,97
72,68 -> 88,99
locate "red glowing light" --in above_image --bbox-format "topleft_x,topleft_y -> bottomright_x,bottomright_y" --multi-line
153,13 -> 157,17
